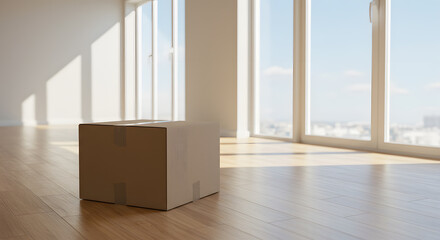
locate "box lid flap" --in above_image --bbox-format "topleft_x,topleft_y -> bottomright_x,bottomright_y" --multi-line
80,120 -> 217,129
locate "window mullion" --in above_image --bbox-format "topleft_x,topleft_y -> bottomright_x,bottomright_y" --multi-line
151,0 -> 158,120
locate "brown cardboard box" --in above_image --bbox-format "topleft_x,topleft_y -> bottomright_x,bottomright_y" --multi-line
79,120 -> 219,210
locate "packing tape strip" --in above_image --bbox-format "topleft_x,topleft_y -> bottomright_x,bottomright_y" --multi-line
114,126 -> 126,146
114,183 -> 127,205
115,120 -> 171,126
193,181 -> 200,202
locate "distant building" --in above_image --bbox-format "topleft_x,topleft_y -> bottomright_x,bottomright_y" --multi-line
424,115 -> 440,128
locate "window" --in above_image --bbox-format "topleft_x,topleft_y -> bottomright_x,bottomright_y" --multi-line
307,0 -> 372,140
250,0 -> 440,158
254,0 -> 293,138
386,0 -> 440,147
138,0 -> 185,121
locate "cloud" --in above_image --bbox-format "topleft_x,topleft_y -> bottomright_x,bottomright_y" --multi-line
263,66 -> 293,77
390,85 -> 409,95
343,70 -> 364,77
426,82 -> 440,90
345,83 -> 409,95
346,83 -> 370,93
424,106 -> 440,113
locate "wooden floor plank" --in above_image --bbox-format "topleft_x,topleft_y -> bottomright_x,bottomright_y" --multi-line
327,196 -> 440,231
411,198 -> 440,209
40,194 -> 82,217
180,199 -> 309,240
0,189 -> 52,216
271,218 -> 360,240
64,213 -> 147,240
18,212 -> 84,240
208,193 -> 295,222
0,199 -> 27,239
347,213 -> 440,240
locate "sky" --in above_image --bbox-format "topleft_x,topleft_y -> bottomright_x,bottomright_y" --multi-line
259,0 -> 293,127
259,0 -> 440,128
310,0 -> 372,124
389,0 -> 440,125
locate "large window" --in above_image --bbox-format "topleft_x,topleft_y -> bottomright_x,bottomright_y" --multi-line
254,0 -> 293,138
251,0 -> 440,158
308,0 -> 372,140
387,0 -> 440,147
138,0 -> 185,121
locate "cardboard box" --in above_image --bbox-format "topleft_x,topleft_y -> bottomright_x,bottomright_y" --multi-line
79,120 -> 219,210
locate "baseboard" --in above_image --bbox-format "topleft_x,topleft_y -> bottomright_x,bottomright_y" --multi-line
0,118 -> 119,127
0,120 -> 24,126
236,130 -> 250,138
220,129 -> 237,137
46,119 -> 84,125
219,129 -> 250,138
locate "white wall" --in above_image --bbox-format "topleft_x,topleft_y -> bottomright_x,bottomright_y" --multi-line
0,0 -> 127,126
185,0 -> 237,136
1,0 -> 252,132
186,0 -> 251,137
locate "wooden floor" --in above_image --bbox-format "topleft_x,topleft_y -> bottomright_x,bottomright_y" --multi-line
1,126 -> 440,239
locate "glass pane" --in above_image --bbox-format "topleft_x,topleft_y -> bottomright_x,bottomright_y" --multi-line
158,0 -> 173,120
258,0 -> 293,138
178,0 -> 185,120
308,0 -> 372,140
388,0 -> 440,147
141,2 -> 152,119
